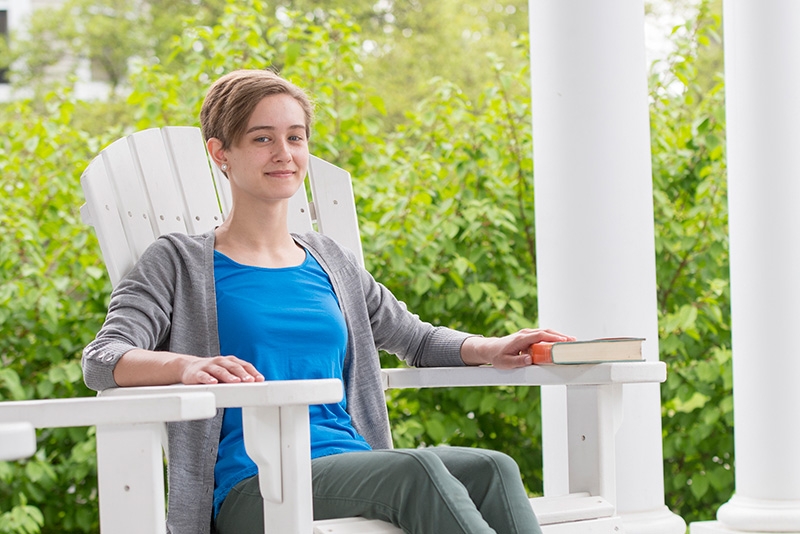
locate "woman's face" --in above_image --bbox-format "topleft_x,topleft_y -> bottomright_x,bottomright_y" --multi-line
223,93 -> 310,206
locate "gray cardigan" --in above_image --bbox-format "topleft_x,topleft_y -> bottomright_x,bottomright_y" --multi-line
82,230 -> 471,534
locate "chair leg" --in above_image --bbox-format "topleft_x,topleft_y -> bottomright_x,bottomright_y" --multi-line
566,384 -> 622,504
96,423 -> 167,534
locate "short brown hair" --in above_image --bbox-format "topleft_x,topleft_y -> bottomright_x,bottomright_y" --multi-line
200,69 -> 314,150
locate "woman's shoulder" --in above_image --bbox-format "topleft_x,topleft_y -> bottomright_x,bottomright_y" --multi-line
143,231 -> 213,259
128,231 -> 213,281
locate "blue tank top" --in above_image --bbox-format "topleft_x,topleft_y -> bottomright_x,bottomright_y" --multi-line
212,248 -> 371,516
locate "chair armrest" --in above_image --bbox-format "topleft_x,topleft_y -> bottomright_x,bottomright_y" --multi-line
99,378 -> 344,407
381,361 -> 666,390
0,392 -> 217,428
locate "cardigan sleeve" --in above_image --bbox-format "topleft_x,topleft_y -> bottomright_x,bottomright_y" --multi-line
81,238 -> 181,391
359,266 -> 471,367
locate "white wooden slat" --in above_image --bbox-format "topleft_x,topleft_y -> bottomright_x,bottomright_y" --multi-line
162,127 -> 224,235
382,361 -> 666,390
567,386 -> 621,503
531,493 -> 614,525
246,405 -> 314,533
128,129 -> 191,236
101,136 -> 161,260
310,494 -> 618,532
96,423 -> 167,534
81,156 -> 136,287
541,516 -> 622,534
308,156 -> 364,266
0,422 -> 36,461
313,517 -> 402,533
99,379 -> 343,409
288,181 -> 314,235
0,393 -> 217,428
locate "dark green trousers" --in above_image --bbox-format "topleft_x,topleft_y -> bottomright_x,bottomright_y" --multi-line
215,446 -> 542,534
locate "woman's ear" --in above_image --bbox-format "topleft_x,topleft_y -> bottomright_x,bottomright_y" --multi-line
206,138 -> 227,170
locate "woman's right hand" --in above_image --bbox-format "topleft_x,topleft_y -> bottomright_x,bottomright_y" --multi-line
113,349 -> 264,386
180,355 -> 265,385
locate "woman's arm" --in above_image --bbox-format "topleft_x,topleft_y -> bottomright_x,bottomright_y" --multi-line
460,329 -> 576,368
113,349 -> 264,386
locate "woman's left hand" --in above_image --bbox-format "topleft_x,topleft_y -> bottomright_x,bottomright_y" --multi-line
460,329 -> 576,369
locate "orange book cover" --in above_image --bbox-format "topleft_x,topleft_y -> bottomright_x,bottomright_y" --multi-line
530,337 -> 645,365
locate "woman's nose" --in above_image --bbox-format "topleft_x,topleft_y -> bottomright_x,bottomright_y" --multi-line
272,140 -> 292,161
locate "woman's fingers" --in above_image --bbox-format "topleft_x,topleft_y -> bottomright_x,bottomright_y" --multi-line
182,355 -> 264,384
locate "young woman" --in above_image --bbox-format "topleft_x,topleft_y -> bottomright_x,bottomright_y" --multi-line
82,69 -> 575,534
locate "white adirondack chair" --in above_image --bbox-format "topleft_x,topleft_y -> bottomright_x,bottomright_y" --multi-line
80,126 -> 667,534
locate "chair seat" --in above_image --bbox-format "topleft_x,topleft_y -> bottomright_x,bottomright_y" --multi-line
313,517 -> 403,534
532,493 -> 614,525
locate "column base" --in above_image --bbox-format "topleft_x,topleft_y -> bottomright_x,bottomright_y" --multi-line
715,494 -> 800,532
691,520 -> 800,534
621,506 -> 687,534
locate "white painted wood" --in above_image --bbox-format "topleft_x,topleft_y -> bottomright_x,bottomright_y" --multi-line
308,155 -> 364,267
127,128 -> 192,236
243,405 -> 315,533
0,393 -> 215,534
541,516 -> 622,534
288,180 -> 315,235
0,422 -> 36,461
313,517 -> 403,533
0,392 -> 216,427
382,362 -> 666,389
81,154 -> 137,287
531,493 -> 614,525
690,1 -> 800,533
100,379 -> 343,408
528,1 -> 682,531
566,386 -> 621,504
96,422 -> 167,534
242,405 -> 283,504
101,136 -> 162,261
162,127 -> 225,235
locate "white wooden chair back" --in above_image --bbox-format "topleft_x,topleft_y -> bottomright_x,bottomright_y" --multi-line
80,126 -> 363,288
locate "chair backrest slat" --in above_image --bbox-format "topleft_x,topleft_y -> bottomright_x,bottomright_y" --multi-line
308,156 -> 364,267
161,127 -> 224,235
128,129 -> 194,237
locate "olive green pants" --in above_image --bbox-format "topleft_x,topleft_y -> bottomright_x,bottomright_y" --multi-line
214,447 -> 541,534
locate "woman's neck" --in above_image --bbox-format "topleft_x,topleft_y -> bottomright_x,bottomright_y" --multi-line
214,202 -> 305,268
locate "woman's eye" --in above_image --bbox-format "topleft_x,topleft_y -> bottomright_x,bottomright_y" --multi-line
255,136 -> 270,143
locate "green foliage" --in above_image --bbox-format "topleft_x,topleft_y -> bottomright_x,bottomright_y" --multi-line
5,0 -> 226,93
650,0 -> 732,522
0,91 -> 111,532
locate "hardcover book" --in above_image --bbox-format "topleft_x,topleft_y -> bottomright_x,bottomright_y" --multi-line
530,337 -> 645,365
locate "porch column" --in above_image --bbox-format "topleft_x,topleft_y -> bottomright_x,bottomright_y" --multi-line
528,1 -> 685,532
690,1 -> 800,532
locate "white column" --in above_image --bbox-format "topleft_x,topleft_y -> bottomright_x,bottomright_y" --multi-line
691,1 -> 800,532
529,1 -> 685,532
